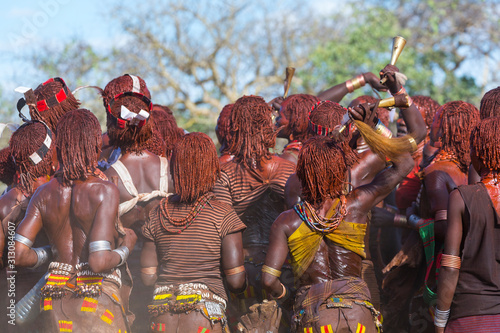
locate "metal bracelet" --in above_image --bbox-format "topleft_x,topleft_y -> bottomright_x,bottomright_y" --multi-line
262,264 -> 282,278
14,233 -> 34,248
408,214 -> 422,228
434,307 -> 450,328
88,240 -> 112,253
112,246 -> 130,266
374,119 -> 393,138
32,246 -> 51,269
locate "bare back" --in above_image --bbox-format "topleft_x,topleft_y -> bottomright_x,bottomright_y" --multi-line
17,176 -> 120,266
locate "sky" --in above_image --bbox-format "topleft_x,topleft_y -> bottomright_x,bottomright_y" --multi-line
0,0 -> 495,118
0,0 -> 122,91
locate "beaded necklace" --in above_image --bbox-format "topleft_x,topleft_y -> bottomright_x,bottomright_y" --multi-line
159,192 -> 215,234
283,140 -> 303,152
431,150 -> 460,167
293,197 -> 347,233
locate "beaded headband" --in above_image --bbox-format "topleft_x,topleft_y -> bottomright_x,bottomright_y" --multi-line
107,91 -> 153,129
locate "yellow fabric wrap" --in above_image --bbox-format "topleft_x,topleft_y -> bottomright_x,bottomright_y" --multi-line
288,220 -> 366,279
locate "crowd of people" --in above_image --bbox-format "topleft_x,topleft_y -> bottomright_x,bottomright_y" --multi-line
0,62 -> 498,333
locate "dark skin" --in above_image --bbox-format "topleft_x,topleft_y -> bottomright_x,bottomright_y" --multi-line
284,65 -> 426,209
14,174 -> 136,273
263,67 -> 425,297
104,150 -> 174,230
317,72 -> 388,102
436,156 -> 500,333
274,73 -> 387,163
405,107 -> 468,240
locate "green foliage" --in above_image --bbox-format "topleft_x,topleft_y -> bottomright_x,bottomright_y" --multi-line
302,0 -> 489,108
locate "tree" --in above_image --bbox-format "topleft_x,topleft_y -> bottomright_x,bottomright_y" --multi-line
27,0 -> 330,135
303,0 -> 500,106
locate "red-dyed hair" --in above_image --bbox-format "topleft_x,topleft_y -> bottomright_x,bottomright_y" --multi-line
56,109 -> 102,185
470,116 -> 500,173
437,101 -> 480,173
297,136 -> 355,206
170,132 -> 220,203
31,78 -> 80,132
228,95 -> 277,168
0,147 -> 16,186
280,94 -> 320,142
10,122 -> 56,194
479,86 -> 500,120
216,104 -> 233,154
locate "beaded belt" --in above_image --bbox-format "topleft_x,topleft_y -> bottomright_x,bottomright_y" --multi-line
40,262 -> 122,299
149,283 -> 226,323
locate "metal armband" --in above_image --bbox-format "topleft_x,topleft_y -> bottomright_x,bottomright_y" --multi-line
14,233 -> 34,248
112,246 -> 130,266
88,240 -> 112,253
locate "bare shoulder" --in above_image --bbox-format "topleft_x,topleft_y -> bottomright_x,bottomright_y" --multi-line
272,208 -> 302,238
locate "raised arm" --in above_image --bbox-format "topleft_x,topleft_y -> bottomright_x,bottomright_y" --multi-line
317,72 -> 387,102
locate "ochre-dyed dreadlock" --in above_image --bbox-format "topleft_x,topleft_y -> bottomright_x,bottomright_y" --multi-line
349,95 -> 391,127
216,104 -> 233,154
170,132 -> 220,203
151,104 -> 184,158
141,129 -> 167,157
479,86 -> 500,120
438,101 -> 480,173
470,116 -> 500,173
308,101 -> 359,165
281,94 -> 320,142
9,122 -> 55,195
228,95 -> 277,168
297,136 -> 354,207
31,79 -> 80,132
56,109 -> 102,186
101,74 -> 151,108
106,95 -> 153,154
412,95 -> 440,129
0,147 -> 16,187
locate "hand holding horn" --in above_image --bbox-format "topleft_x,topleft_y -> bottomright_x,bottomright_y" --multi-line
380,36 -> 406,84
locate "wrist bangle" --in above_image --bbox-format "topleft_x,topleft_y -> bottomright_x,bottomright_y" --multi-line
434,307 -> 450,328
393,214 -> 408,227
441,254 -> 461,269
351,74 -> 366,90
32,245 -> 51,269
346,80 -> 354,93
262,264 -> 282,277
375,119 -> 393,138
408,136 -> 418,152
274,283 -> 287,300
112,246 -> 130,266
408,214 -> 422,228
392,86 -> 407,96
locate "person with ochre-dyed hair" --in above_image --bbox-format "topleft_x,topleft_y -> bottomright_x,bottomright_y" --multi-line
14,109 -> 135,332
435,116 -> 500,332
141,132 -> 246,333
